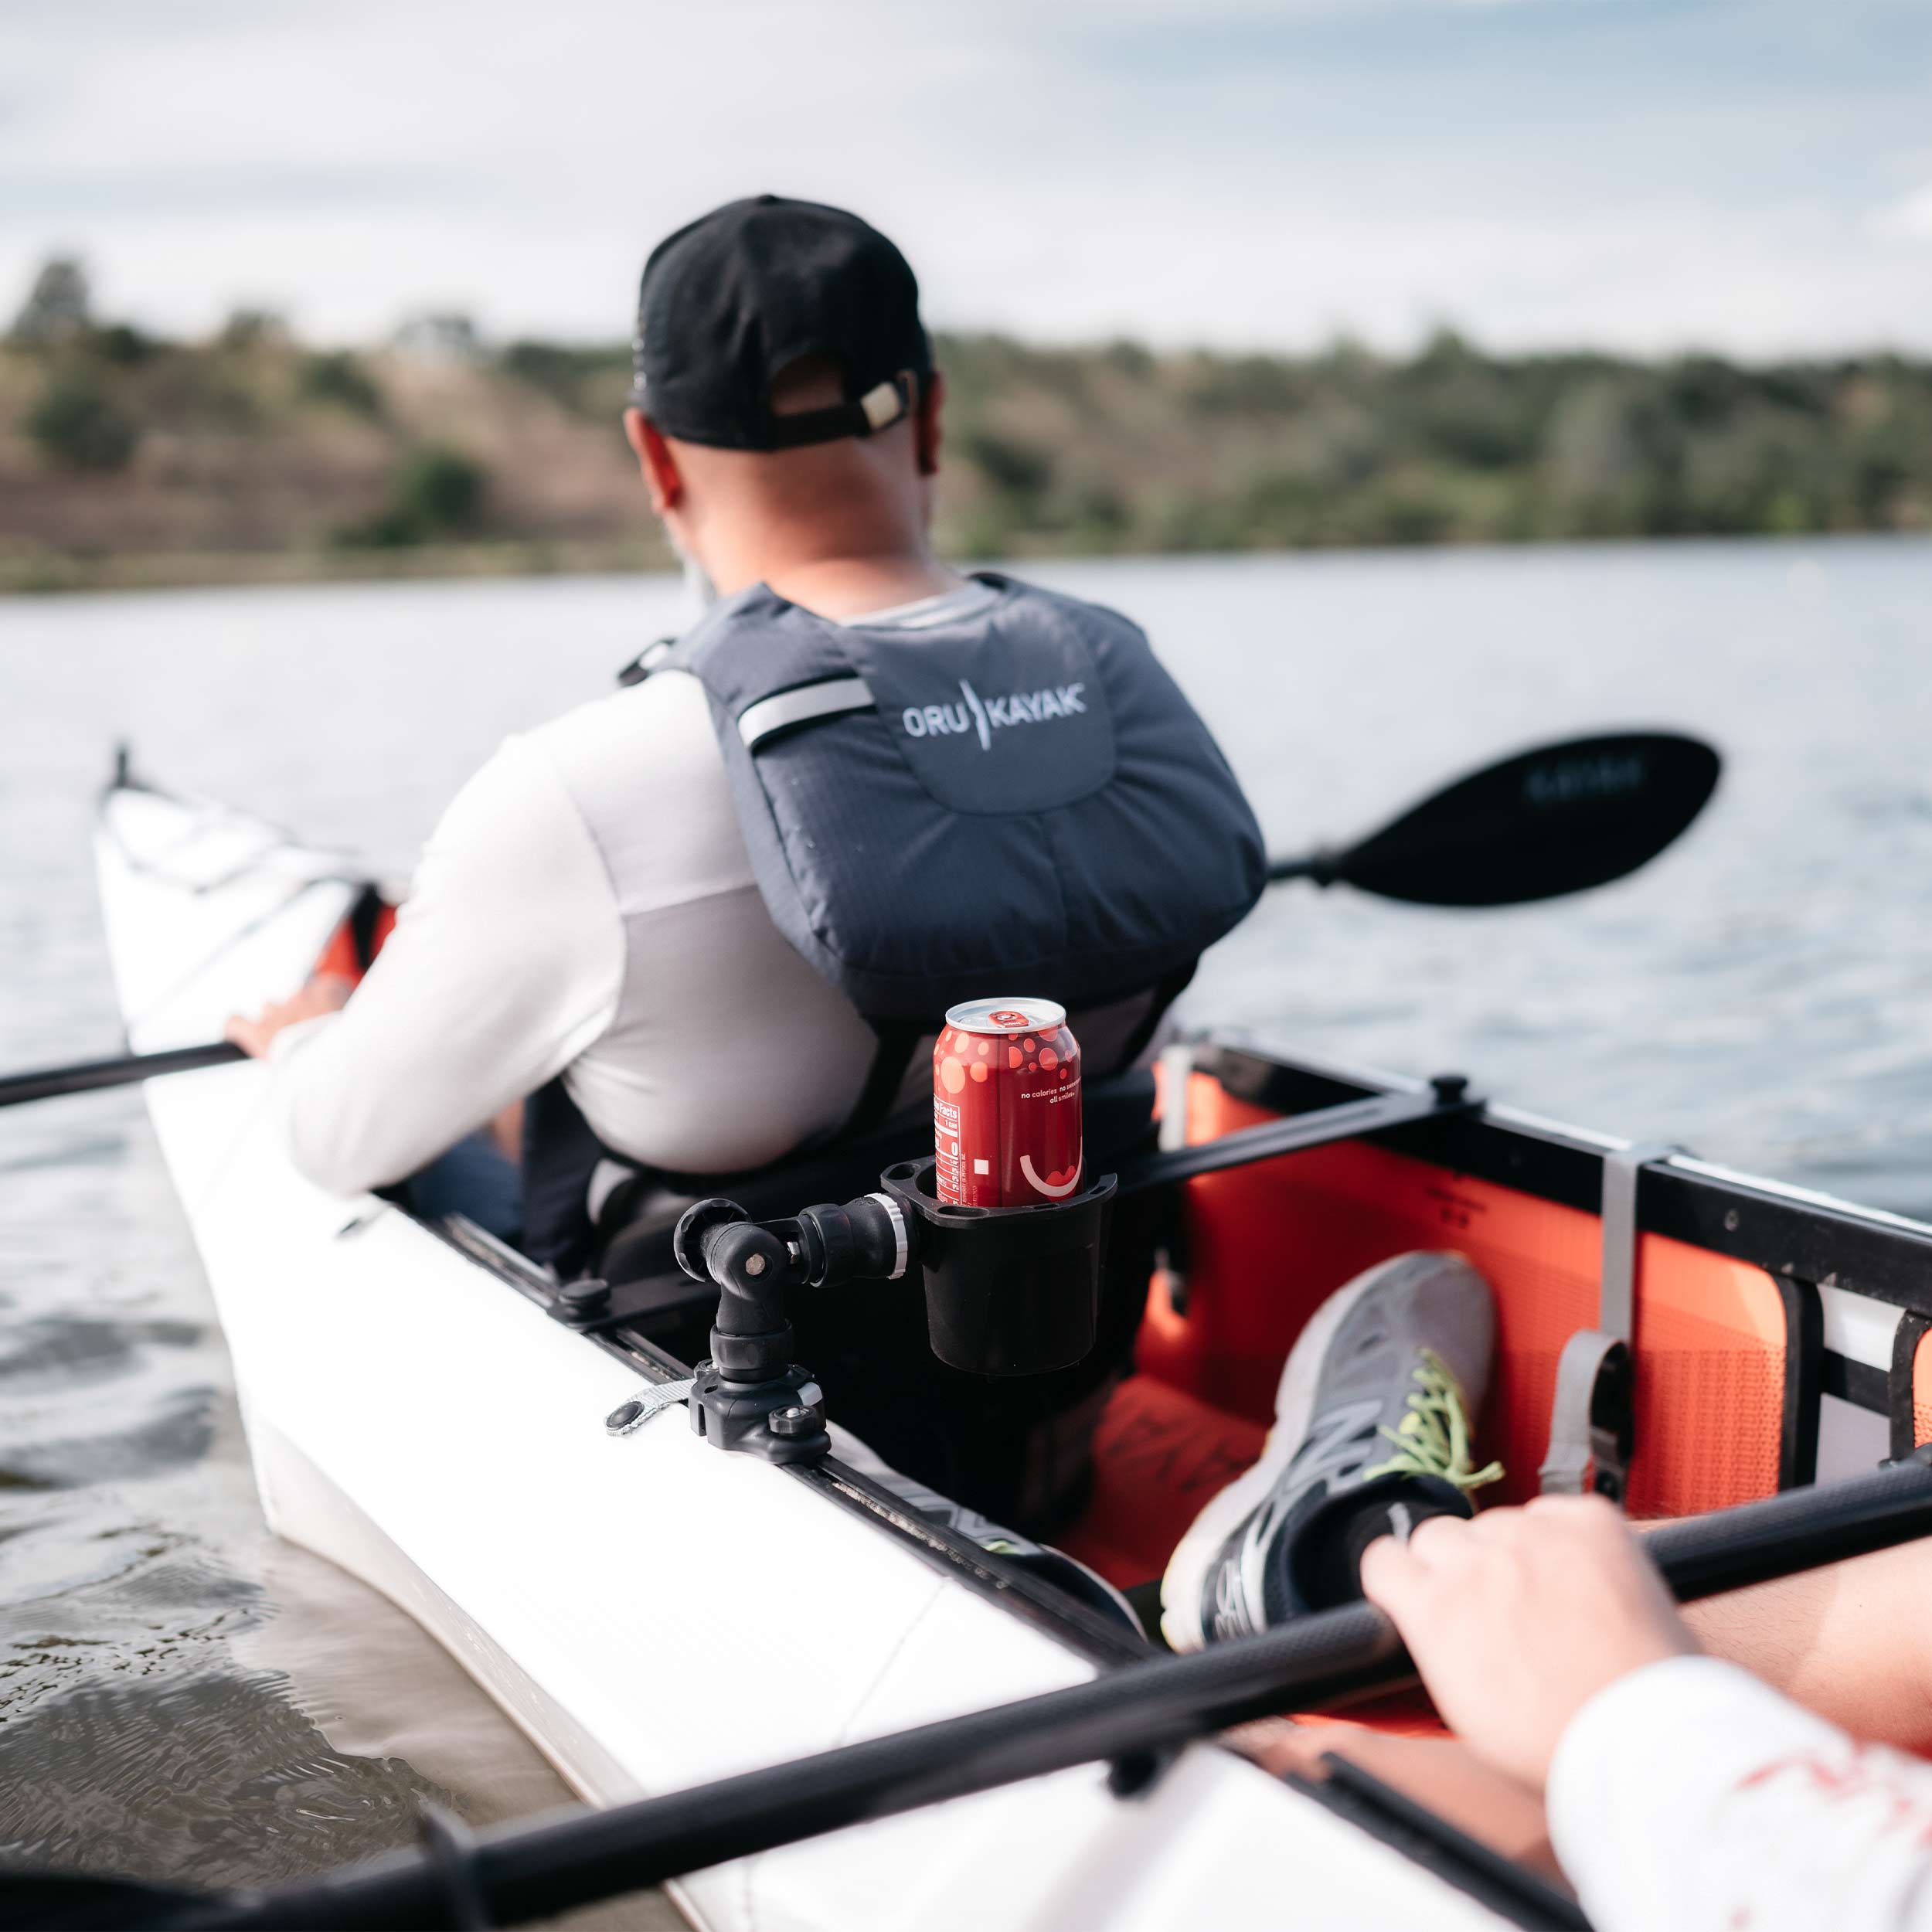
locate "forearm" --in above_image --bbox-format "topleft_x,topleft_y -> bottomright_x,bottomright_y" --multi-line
1550,1655 -> 1932,1932
1680,1539 -> 1932,1750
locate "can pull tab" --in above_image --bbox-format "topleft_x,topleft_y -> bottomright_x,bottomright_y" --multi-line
605,1378 -> 696,1437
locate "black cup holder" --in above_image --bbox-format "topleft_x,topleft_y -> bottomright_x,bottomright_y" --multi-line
668,1070 -> 1484,1464
880,1158 -> 1116,1377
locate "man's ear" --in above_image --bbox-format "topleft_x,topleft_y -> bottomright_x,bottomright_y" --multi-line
914,369 -> 944,479
624,407 -> 683,512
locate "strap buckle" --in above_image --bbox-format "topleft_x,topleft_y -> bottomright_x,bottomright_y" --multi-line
1539,1332 -> 1634,1502
1539,1140 -> 1680,1505
605,1377 -> 696,1437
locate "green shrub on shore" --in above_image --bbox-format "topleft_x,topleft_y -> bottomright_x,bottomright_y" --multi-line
928,330 -> 1932,556
26,377 -> 139,471
91,324 -> 157,367
396,444 -> 486,531
299,351 -> 384,417
335,444 -> 488,548
501,339 -> 631,418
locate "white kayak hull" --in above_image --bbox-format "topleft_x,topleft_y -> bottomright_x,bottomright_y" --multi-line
94,780 -> 1512,1932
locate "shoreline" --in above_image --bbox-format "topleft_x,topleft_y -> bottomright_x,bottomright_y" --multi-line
0,534 -> 672,597
5,522 -> 1925,600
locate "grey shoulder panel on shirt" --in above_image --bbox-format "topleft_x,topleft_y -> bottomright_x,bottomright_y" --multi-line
518,670 -> 759,917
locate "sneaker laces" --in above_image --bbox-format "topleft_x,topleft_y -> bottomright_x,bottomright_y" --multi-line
1361,1348 -> 1503,1492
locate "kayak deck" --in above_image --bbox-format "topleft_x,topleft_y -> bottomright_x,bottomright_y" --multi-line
91,772 -> 1932,1932
95,777 -> 1522,1932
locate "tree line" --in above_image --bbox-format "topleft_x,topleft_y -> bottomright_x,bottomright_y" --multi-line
6,256 -> 1928,590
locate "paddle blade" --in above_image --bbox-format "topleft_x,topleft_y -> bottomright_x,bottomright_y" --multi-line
1328,731 -> 1720,907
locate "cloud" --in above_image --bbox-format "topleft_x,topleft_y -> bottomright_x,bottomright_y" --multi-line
1,0 -> 1927,354
1871,182 -> 1932,240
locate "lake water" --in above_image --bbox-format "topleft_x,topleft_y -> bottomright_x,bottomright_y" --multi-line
3,534 -> 1930,1913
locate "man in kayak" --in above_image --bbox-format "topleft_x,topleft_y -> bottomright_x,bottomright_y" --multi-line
227,196 -> 1249,1235
225,198 -> 980,1234
228,194 -> 1265,1542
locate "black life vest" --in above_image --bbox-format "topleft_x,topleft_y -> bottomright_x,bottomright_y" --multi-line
666,573 -> 1264,1017
522,573 -> 1265,1271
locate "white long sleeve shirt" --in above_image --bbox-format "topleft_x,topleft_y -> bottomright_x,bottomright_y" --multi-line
267,580 -> 1152,1196
269,662 -> 875,1192
1549,1655 -> 1932,1932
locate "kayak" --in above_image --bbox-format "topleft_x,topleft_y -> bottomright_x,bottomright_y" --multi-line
94,769 -> 1932,1932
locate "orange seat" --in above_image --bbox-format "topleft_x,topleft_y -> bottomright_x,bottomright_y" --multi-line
311,898 -> 396,985
1148,1075 -> 1788,1519
1066,1066 -> 1804,1750
1058,1375 -> 1264,1587
1917,1329 -> 1932,1451
1060,1373 -> 1454,1735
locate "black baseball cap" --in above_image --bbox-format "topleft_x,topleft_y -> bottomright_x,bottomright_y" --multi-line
631,195 -> 932,452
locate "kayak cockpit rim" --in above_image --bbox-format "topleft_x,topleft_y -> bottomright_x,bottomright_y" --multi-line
362,1029 -> 1932,1932
405,1119 -> 1588,1927
425,1028 -> 1932,1577
1207,1037 -> 1932,1475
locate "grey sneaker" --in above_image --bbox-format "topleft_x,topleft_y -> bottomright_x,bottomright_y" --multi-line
1160,1250 -> 1501,1651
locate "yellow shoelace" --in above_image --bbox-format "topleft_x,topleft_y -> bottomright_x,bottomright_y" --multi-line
1361,1348 -> 1504,1492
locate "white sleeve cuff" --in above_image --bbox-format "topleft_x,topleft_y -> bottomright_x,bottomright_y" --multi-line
1548,1655 -> 1857,1932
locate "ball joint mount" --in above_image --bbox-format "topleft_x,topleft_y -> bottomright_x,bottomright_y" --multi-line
668,1190 -> 910,1467
668,1159 -> 1117,1466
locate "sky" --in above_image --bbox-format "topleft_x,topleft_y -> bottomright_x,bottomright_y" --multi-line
2,0 -> 1929,359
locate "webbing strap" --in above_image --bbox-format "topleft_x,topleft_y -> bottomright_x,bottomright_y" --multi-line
1539,1140 -> 1677,1503
615,638 -> 676,688
1156,1043 -> 1194,1153
1539,1332 -> 1634,1501
737,677 -> 875,750
760,372 -> 918,449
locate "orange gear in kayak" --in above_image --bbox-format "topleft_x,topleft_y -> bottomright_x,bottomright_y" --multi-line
311,894 -> 397,985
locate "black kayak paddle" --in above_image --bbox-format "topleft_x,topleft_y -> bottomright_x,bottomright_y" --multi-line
2,729 -> 1718,1114
14,1447 -> 1930,1931
1268,729 -> 1720,906
0,1041 -> 246,1111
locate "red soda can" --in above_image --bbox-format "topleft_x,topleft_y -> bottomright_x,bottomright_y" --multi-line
934,997 -> 1083,1206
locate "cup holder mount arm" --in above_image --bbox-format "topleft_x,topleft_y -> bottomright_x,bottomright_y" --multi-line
666,1189 -> 918,1468
669,1161 -> 1113,1464
662,1077 -> 1477,1469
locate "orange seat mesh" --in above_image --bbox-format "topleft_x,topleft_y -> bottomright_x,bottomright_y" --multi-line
1060,1376 -> 1454,1735
312,901 -> 396,983
1916,1328 -> 1932,1450
1288,1692 -> 1450,1741
1058,1376 -> 1264,1586
1093,1069 -> 1798,1750
1142,1075 -> 1788,1519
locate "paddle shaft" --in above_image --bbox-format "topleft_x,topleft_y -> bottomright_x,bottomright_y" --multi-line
0,1041 -> 245,1110
168,1450 -> 1932,1931
1265,849 -> 1337,885
7,730 -> 1719,1116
